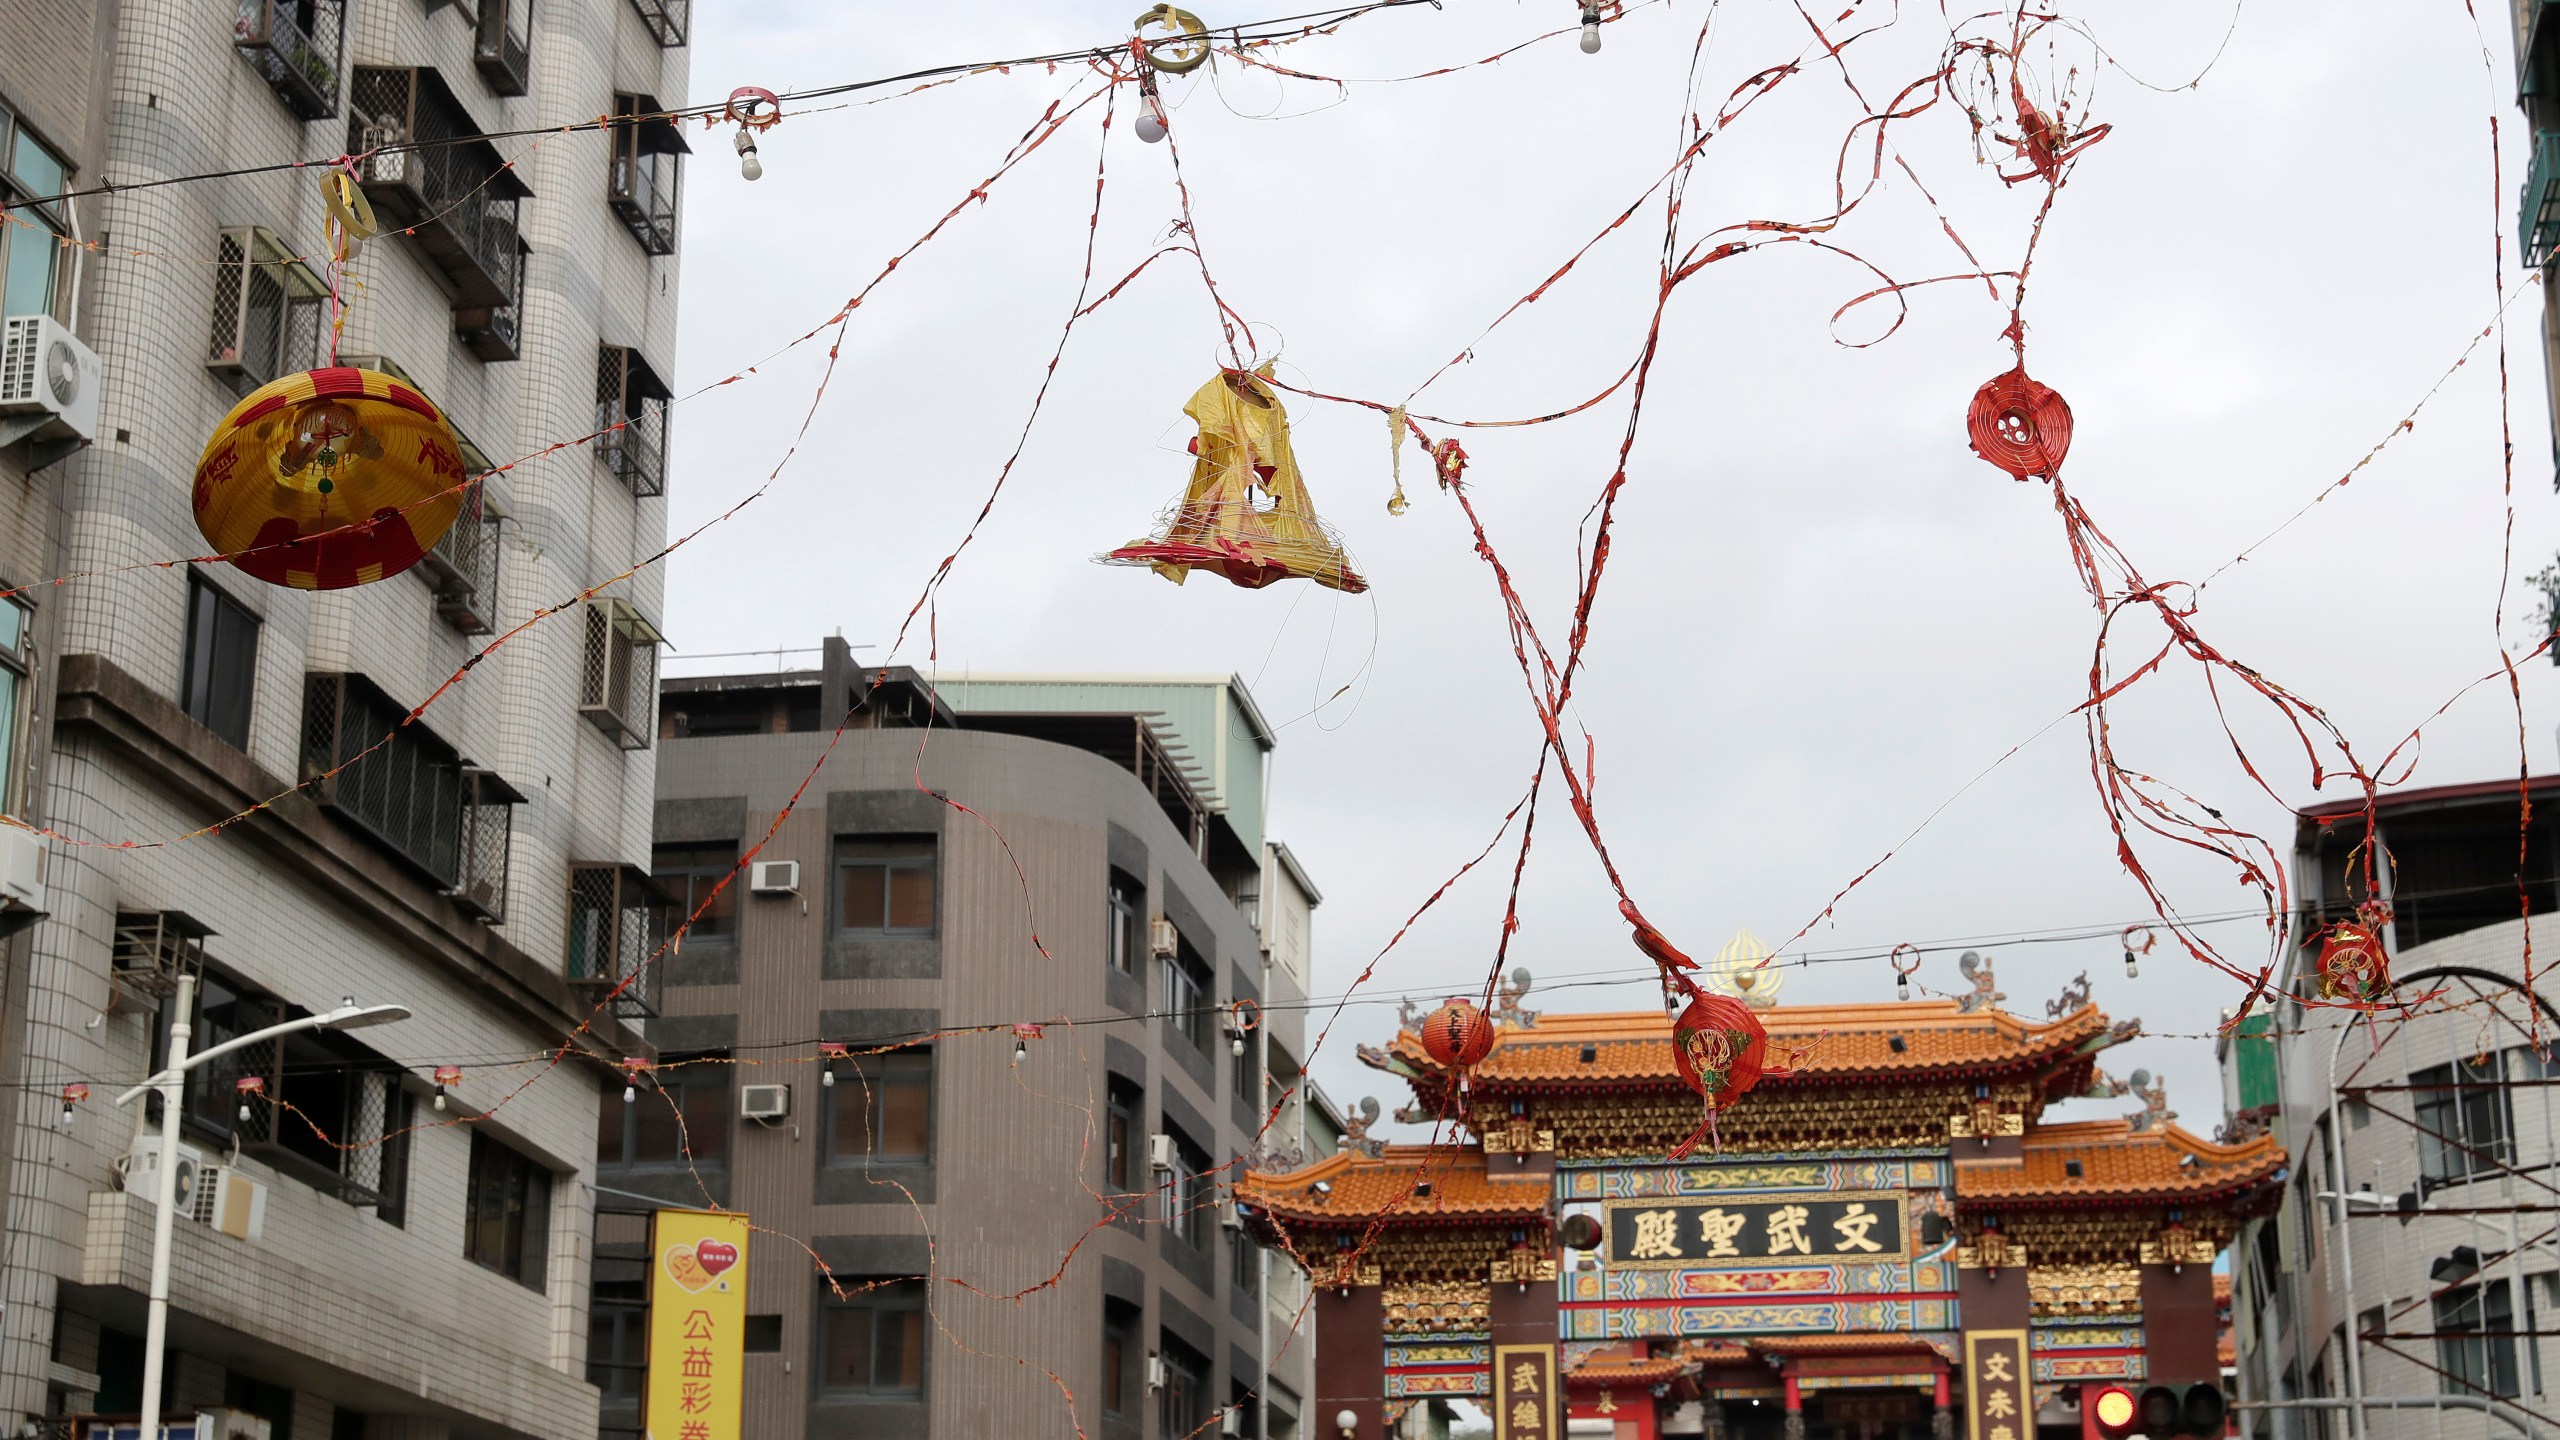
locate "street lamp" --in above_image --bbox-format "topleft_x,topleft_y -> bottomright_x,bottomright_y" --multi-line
111,977 -> 409,1440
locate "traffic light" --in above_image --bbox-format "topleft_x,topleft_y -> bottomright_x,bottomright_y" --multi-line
2084,1383 -> 2140,1440
2135,1383 -> 2228,1439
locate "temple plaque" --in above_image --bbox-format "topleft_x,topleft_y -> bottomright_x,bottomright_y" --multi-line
1601,1192 -> 1910,1266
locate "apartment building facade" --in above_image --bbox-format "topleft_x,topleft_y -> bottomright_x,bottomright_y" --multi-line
0,0 -> 690,1433
2221,777 -> 2560,1440
598,645 -> 1291,1438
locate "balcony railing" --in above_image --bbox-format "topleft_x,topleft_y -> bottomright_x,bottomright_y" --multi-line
452,241 -> 526,362
2524,129 -> 2560,268
578,599 -> 663,749
598,403 -> 665,497
234,0 -> 343,120
347,67 -> 534,312
474,0 -> 532,96
420,479 -> 503,634
628,0 -> 689,47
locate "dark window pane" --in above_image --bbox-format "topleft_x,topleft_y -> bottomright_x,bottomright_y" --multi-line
631,1092 -> 684,1163
878,1075 -> 929,1158
681,1074 -> 731,1163
832,1080 -> 873,1156
182,579 -> 258,750
1107,1108 -> 1131,1190
826,1307 -> 872,1388
1102,1333 -> 1125,1414
887,864 -> 933,929
886,1309 -> 923,1391
842,864 -> 886,930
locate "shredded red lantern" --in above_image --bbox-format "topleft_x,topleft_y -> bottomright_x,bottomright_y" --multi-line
1965,367 -> 2074,481
1418,998 -> 1497,1071
1668,991 -> 1773,1159
2313,921 -> 2391,1006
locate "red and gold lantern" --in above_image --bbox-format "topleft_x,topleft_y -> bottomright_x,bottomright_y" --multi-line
1668,990 -> 1770,1159
192,366 -> 469,589
2313,921 -> 2391,1006
1418,998 -> 1496,1071
1965,366 -> 2074,481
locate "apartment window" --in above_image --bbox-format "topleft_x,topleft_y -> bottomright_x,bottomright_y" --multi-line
577,598 -> 662,749
1106,1078 -> 1141,1191
1162,1123 -> 1210,1249
1107,869 -> 1144,975
1159,1335 -> 1208,1439
837,838 -> 935,934
303,672 -> 472,885
1230,1225 -> 1259,1299
744,1315 -> 783,1353
607,95 -> 683,256
1101,1299 -> 1139,1418
0,109 -> 70,321
651,842 -> 738,939
586,1254 -> 646,1399
206,228 -> 325,393
182,577 -> 259,750
233,0 -> 345,120
598,1054 -> 731,1166
628,0 -> 690,47
346,69 -> 527,340
464,1130 -> 553,1289
176,972 -> 410,1213
821,1278 -> 925,1396
595,345 -> 671,498
2414,1054 -> 2514,1185
473,0 -> 533,95
1165,939 -> 1212,1052
2435,1279 -> 2520,1399
826,1049 -> 932,1164
0,595 -> 31,815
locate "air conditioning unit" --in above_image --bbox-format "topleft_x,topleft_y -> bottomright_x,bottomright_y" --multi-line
0,825 -> 43,911
750,860 -> 800,895
1146,1352 -> 1166,1392
0,315 -> 102,445
122,1140 -> 208,1212
198,1408 -> 274,1440
194,1166 -> 267,1241
740,1083 -> 791,1120
1222,1410 -> 1243,1438
1218,1198 -> 1242,1230
1148,1133 -> 1176,1172
1149,917 -> 1178,959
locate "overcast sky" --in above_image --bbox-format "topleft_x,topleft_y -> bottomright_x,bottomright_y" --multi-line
663,0 -> 2558,1137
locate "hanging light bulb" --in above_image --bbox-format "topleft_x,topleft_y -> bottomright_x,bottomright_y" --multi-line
1136,91 -> 1169,144
1013,1039 -> 1028,1067
1579,5 -> 1603,53
2121,925 -> 2152,981
820,1040 -> 849,1088
734,127 -> 763,182
1896,972 -> 1910,1002
2124,948 -> 2139,979
58,1083 -> 85,1129
433,1064 -> 462,1113
621,1057 -> 649,1104
235,1075 -> 264,1123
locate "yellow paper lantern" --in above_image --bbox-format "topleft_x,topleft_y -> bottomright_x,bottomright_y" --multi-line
192,366 -> 469,589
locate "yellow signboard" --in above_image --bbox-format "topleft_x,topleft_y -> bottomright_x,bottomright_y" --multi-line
646,1208 -> 749,1440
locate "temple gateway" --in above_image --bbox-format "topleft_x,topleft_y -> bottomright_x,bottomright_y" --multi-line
1237,982 -> 2284,1440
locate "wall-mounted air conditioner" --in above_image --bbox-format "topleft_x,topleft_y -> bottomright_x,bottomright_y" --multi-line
741,1083 -> 791,1120
750,860 -> 800,895
191,1165 -> 267,1242
0,825 -> 44,911
1149,917 -> 1178,959
0,315 -> 101,445
1148,1133 -> 1175,1172
122,1140 -> 208,1212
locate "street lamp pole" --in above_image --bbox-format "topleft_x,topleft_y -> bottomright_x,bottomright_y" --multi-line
111,987 -> 410,1439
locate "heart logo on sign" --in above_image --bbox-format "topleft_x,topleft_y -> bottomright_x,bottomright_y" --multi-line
662,1244 -> 713,1294
696,1238 -> 740,1279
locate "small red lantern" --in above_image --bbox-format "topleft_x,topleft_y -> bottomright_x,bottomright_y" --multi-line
2313,921 -> 2391,1006
1966,367 -> 2074,480
1668,991 -> 1771,1159
1418,999 -> 1497,1071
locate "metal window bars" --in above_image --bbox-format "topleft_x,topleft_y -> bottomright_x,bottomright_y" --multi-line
227,1034 -> 402,1208
301,671 -> 468,886
421,479 -> 505,635
206,227 -> 326,393
455,769 -> 521,922
607,97 -> 685,256
473,0 -> 533,96
594,345 -> 670,497
566,862 -> 662,1019
627,0 -> 689,48
345,67 -> 533,314
108,910 -> 209,1013
579,599 -> 664,749
234,0 -> 344,120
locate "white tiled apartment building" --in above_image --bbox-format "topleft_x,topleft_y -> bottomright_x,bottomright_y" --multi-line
0,0 -> 691,1433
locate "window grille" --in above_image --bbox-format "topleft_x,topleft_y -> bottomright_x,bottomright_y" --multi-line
627,0 -> 689,48
345,67 -> 532,319
578,598 -> 663,749
206,227 -> 325,392
414,479 -> 504,634
109,910 -> 209,1005
566,862 -> 661,1018
455,769 -> 522,921
607,95 -> 684,256
594,346 -> 670,497
233,0 -> 344,120
301,671 -> 467,886
199,976 -> 408,1209
472,0 -> 532,96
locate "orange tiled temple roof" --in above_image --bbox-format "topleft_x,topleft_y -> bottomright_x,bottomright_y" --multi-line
1236,1144 -> 1549,1228
1953,1117 -> 2284,1207
1567,1351 -> 1688,1385
1384,1000 -> 2114,1091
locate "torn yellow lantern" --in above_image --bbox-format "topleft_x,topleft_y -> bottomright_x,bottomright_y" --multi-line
1103,368 -> 1366,593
